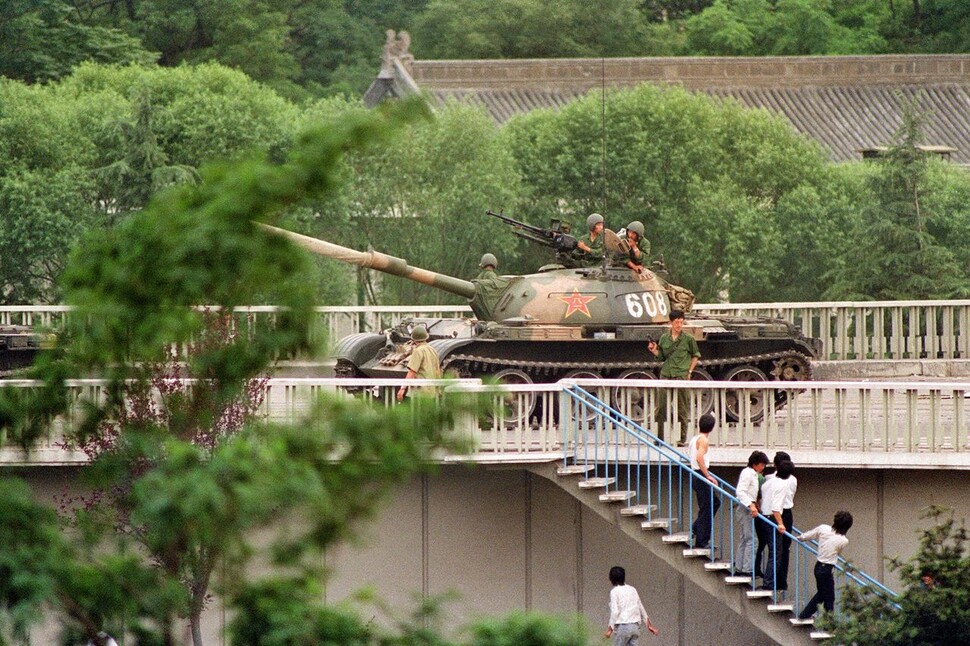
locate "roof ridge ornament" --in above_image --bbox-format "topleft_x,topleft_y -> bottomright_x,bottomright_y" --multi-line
382,30 -> 413,73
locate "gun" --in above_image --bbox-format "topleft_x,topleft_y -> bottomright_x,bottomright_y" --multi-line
486,209 -> 579,253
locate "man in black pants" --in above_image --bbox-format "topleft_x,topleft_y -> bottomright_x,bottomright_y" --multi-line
798,511 -> 853,619
688,413 -> 719,549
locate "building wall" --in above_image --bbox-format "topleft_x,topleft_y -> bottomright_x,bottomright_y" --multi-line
14,462 -> 970,645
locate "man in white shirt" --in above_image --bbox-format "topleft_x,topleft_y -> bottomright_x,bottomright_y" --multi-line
734,450 -> 769,576
797,511 -> 853,619
759,460 -> 795,591
606,566 -> 659,644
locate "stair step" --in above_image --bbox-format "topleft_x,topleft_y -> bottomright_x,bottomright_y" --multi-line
557,465 -> 595,476
599,490 -> 636,503
641,518 -> 674,530
661,532 -> 690,544
767,604 -> 794,613
578,477 -> 615,489
790,618 -> 815,626
724,575 -> 754,585
745,590 -> 774,599
620,504 -> 657,516
810,631 -> 832,640
682,548 -> 711,558
703,561 -> 731,571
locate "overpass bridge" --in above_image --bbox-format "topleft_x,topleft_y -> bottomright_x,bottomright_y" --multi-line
5,301 -> 970,643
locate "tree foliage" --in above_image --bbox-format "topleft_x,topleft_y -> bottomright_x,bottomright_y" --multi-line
503,84 -> 844,301
825,102 -> 970,300
828,506 -> 970,646
0,0 -> 155,83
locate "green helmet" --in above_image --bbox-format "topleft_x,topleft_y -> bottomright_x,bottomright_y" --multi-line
627,220 -> 645,239
411,324 -> 429,342
480,253 -> 498,269
586,213 -> 604,231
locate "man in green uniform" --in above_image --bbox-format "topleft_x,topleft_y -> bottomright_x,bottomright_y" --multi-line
396,324 -> 441,401
648,309 -> 700,445
476,253 -> 499,281
577,213 -> 606,266
623,220 -> 651,274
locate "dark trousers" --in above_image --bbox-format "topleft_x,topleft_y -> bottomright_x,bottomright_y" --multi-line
799,562 -> 836,618
762,508 -> 793,590
655,379 -> 690,444
754,514 -> 770,577
691,472 -> 721,548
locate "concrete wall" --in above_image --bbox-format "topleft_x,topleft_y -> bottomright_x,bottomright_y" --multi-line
13,462 -> 970,645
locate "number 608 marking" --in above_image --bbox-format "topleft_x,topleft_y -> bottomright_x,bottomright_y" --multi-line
625,292 -> 669,318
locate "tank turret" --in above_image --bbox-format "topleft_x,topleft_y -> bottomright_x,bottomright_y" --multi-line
261,223 -> 676,326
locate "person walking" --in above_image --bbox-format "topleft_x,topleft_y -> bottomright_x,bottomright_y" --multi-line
606,566 -> 659,644
688,413 -> 719,550
647,309 -> 701,446
734,450 -> 769,576
797,511 -> 853,620
396,324 -> 441,401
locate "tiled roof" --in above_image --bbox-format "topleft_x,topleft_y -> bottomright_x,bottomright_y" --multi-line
398,55 -> 970,164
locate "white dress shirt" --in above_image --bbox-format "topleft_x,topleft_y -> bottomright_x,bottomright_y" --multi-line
760,476 -> 788,516
799,524 -> 849,564
735,466 -> 760,508
764,473 -> 797,509
609,584 -> 649,628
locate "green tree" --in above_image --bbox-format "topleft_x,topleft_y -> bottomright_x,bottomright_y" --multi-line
828,506 -> 970,645
414,0 -> 648,59
0,0 -> 155,83
333,102 -> 522,305
503,84 -> 841,302
0,96 -> 587,646
825,103 -> 970,300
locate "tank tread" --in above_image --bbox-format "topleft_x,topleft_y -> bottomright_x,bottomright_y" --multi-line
442,349 -> 813,381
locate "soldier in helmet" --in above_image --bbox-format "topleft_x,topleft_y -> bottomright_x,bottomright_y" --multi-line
476,253 -> 499,281
576,213 -> 606,266
396,324 -> 442,401
623,220 -> 651,274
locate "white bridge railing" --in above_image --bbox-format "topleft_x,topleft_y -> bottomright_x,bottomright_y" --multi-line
4,377 -> 970,467
5,300 -> 970,360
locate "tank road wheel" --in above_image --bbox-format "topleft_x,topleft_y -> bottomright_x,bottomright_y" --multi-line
562,369 -> 605,422
724,365 -> 768,422
491,368 -> 536,427
611,369 -> 656,420
690,367 -> 716,417
770,355 -> 812,408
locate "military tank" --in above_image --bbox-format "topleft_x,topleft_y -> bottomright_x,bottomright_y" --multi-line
261,220 -> 820,421
0,325 -> 46,376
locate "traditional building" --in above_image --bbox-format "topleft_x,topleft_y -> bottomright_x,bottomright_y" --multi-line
367,33 -> 970,164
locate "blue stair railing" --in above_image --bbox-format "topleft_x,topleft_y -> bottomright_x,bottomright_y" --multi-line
559,382 -> 899,623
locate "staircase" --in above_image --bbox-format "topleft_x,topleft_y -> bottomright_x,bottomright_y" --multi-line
528,384 -> 899,645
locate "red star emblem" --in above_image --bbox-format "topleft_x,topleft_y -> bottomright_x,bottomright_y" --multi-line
556,290 -> 597,319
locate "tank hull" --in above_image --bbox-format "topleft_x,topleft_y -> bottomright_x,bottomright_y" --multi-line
333,315 -> 819,383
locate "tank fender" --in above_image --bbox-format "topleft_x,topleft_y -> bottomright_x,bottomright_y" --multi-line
428,337 -> 478,360
332,333 -> 388,367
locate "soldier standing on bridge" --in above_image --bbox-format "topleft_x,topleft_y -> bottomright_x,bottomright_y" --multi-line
648,309 -> 700,446
396,325 -> 441,401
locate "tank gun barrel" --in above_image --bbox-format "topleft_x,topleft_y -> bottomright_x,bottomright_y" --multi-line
259,224 -> 478,300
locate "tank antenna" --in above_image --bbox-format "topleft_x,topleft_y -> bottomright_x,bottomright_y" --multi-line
600,57 -> 608,213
